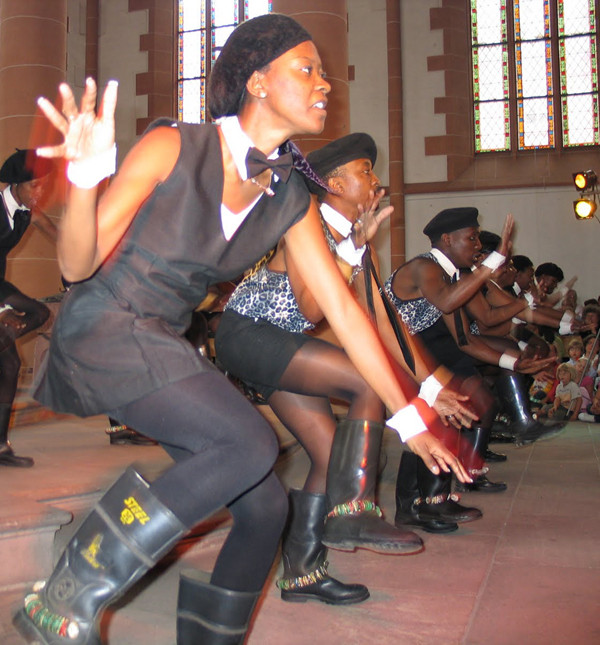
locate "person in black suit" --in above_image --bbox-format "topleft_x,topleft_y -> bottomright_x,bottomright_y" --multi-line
0,149 -> 55,467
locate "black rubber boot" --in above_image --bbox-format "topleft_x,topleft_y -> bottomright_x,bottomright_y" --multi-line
322,419 -> 423,554
0,403 -> 33,467
177,571 -> 259,645
395,452 -> 482,533
278,489 -> 369,605
495,373 -> 565,446
14,467 -> 186,644
455,426 -> 507,493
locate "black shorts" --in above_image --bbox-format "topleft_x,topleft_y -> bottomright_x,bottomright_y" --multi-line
215,309 -> 313,400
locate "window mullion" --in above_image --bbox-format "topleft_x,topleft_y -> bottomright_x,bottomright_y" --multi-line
549,0 -> 563,151
507,0 -> 519,153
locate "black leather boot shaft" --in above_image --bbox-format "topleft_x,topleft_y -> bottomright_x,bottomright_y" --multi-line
323,419 -> 423,553
177,572 -> 259,645
395,451 -> 481,532
14,467 -> 186,644
495,373 -> 565,445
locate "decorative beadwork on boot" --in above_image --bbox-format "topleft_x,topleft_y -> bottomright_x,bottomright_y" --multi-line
105,424 -> 127,435
277,562 -> 329,591
327,500 -> 382,519
469,466 -> 489,477
23,590 -> 80,640
413,492 -> 462,507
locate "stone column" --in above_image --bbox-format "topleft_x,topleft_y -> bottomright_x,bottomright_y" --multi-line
0,0 -> 67,159
0,0 -> 67,369
387,0 -> 405,266
272,0 -> 349,154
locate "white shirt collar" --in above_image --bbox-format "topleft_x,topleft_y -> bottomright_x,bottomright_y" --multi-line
217,115 -> 279,182
513,282 -> 522,295
320,202 -> 353,238
430,247 -> 459,279
2,185 -> 23,220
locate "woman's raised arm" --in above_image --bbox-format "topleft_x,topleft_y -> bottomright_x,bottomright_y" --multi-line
37,79 -> 179,281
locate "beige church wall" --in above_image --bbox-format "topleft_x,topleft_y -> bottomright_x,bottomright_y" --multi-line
404,187 -> 600,302
98,1 -> 148,161
400,0 -> 447,185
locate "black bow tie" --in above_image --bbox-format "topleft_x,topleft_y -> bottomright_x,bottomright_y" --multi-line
13,208 -> 30,220
246,147 -> 294,183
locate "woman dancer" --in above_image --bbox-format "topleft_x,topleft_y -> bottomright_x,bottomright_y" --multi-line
217,133 -> 479,605
14,14 -> 468,645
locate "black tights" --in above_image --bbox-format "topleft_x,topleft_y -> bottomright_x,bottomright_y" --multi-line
268,338 -> 383,494
111,371 -> 288,592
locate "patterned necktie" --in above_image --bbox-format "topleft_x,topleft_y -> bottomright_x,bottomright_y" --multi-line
451,272 -> 468,346
245,147 -> 293,182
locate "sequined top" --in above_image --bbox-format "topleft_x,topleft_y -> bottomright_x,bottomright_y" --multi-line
384,252 -> 443,335
225,217 -> 339,334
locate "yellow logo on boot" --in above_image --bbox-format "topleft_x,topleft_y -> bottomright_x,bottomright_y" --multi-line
120,497 -> 151,526
81,534 -> 105,570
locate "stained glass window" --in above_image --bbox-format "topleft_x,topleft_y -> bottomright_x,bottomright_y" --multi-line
471,0 -> 599,152
178,1 -> 272,123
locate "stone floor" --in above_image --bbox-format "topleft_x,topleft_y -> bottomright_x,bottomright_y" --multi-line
1,409 -> 599,644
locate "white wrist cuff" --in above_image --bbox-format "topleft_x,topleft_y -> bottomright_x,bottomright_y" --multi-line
482,251 -> 505,271
336,237 -> 366,267
512,316 -> 525,325
499,352 -> 517,371
418,374 -> 444,407
67,144 -> 117,189
559,310 -> 573,335
387,404 -> 428,442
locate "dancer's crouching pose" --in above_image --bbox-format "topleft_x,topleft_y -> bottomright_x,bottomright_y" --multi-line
14,14 -> 470,645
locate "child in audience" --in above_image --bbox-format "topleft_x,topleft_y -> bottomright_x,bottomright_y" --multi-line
548,363 -> 581,421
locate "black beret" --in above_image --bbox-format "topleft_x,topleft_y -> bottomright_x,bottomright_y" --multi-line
0,148 -> 54,184
306,133 -> 377,180
534,262 -> 564,281
478,230 -> 501,254
423,207 -> 479,240
511,254 -> 533,272
208,13 -> 312,120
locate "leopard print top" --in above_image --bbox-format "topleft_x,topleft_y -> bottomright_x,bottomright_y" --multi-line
225,217 -> 339,334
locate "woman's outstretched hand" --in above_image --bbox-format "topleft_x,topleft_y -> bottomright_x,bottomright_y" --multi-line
36,78 -> 118,162
406,431 -> 472,483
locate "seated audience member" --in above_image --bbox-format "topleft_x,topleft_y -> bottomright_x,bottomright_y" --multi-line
582,334 -> 599,376
547,363 -> 581,421
574,358 -> 594,409
566,338 -> 584,365
582,303 -> 600,336
579,385 -> 600,422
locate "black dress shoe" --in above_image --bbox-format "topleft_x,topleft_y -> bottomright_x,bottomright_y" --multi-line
424,494 -> 483,523
456,474 -> 507,493
395,506 -> 458,534
107,427 -> 158,446
485,448 -> 507,462
0,443 -> 34,468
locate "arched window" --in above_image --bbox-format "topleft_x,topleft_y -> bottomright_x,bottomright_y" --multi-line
177,0 -> 272,123
471,0 -> 599,152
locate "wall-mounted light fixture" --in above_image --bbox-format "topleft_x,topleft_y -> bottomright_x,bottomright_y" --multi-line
573,169 -> 600,222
